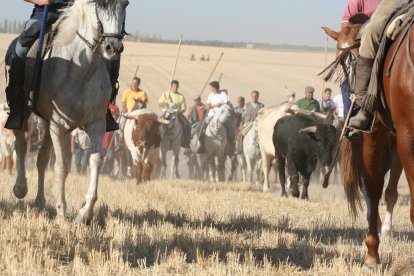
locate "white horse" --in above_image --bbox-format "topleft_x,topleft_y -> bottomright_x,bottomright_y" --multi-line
204,105 -> 232,182
11,0 -> 128,223
160,104 -> 182,179
242,120 -> 262,184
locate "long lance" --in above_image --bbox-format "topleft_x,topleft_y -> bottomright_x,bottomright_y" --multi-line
191,52 -> 224,153
133,65 -> 140,78
218,73 -> 223,84
322,62 -> 354,189
30,4 -> 50,114
198,52 -> 224,98
321,37 -> 329,106
166,35 -> 182,105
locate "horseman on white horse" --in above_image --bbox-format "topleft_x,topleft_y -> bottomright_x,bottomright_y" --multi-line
5,0 -> 129,223
192,81 -> 234,182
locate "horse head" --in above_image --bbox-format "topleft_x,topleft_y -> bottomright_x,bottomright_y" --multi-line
322,13 -> 369,59
94,0 -> 129,59
163,103 -> 179,122
213,104 -> 232,126
320,13 -> 369,85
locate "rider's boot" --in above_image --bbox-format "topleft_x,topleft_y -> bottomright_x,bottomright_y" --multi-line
5,55 -> 26,130
106,82 -> 119,132
348,56 -> 375,131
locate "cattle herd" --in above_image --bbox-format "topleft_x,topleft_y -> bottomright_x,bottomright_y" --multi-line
0,100 -> 341,199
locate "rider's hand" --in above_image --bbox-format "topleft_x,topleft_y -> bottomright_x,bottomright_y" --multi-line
30,0 -> 54,6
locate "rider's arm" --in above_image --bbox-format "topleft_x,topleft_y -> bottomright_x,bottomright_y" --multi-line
25,0 -> 54,5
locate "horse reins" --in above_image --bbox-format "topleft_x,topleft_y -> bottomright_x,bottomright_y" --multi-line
76,1 -> 129,52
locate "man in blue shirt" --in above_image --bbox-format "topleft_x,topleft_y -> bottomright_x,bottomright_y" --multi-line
6,0 -> 119,131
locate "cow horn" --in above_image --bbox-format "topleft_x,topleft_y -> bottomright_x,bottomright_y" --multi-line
123,114 -> 139,120
299,126 -> 317,134
157,117 -> 170,125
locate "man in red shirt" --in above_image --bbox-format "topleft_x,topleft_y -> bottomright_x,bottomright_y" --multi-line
347,0 -> 408,130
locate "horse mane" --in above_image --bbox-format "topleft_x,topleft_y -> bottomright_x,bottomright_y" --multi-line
54,0 -> 96,46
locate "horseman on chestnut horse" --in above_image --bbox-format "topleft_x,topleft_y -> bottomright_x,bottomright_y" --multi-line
321,0 -> 414,269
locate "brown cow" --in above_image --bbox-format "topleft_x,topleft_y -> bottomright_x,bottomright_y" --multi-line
124,110 -> 169,184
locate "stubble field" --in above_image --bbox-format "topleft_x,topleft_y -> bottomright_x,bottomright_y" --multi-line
0,33 -> 413,275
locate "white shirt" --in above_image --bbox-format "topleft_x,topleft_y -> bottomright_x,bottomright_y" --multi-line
71,128 -> 90,149
333,94 -> 344,119
206,91 -> 229,117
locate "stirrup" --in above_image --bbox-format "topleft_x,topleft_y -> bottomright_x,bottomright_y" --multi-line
346,113 -> 376,134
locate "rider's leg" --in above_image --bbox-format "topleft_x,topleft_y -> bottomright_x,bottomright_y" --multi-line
349,0 -> 407,130
5,19 -> 39,130
178,112 -> 191,148
105,58 -> 120,132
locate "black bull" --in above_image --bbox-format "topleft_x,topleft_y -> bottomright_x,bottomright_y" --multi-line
272,114 -> 337,199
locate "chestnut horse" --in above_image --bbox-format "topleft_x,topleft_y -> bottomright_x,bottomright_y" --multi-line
322,16 -> 411,267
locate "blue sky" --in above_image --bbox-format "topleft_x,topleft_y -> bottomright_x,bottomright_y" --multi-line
2,0 -> 348,46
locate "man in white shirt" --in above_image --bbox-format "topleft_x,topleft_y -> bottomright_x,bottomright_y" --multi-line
205,81 -> 235,154
206,81 -> 229,117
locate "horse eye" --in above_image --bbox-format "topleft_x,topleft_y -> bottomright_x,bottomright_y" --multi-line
125,1 -> 129,7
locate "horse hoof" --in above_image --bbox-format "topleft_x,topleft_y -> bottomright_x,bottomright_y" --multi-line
262,187 -> 270,193
281,192 -> 288,198
13,183 -> 28,199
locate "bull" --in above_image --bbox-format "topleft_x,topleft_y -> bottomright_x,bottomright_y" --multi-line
124,110 -> 169,184
272,114 -> 337,199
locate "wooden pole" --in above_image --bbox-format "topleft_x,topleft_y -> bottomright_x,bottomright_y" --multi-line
133,65 -> 140,78
218,73 -> 223,83
167,35 -> 183,103
170,35 -> 183,83
199,52 -> 224,98
321,37 -> 329,104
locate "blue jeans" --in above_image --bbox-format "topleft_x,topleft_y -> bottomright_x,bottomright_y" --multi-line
341,81 -> 351,119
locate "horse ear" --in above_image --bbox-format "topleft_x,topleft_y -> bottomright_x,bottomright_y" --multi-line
321,27 -> 338,41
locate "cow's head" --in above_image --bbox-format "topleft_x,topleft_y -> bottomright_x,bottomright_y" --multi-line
131,114 -> 169,155
299,124 -> 337,167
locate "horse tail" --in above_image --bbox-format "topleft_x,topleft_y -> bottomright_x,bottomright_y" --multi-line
340,136 -> 363,219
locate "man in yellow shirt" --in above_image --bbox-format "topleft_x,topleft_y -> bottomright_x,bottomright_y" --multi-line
121,77 -> 148,112
158,80 -> 187,112
158,80 -> 190,148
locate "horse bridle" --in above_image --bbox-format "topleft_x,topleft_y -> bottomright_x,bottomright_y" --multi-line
76,1 -> 129,52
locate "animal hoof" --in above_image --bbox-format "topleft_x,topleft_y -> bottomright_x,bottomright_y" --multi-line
362,263 -> 378,271
281,192 -> 288,198
13,182 -> 28,199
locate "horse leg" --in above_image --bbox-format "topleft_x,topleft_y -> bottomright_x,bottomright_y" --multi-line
75,120 -> 105,224
381,151 -> 402,239
160,148 -> 167,179
49,123 -> 69,218
208,156 -> 215,182
13,129 -> 28,199
35,123 -> 53,209
361,129 -> 387,267
173,149 -> 180,179
395,128 -> 414,227
218,154 -> 226,182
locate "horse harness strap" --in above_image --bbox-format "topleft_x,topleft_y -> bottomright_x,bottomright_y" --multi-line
76,2 -> 128,53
